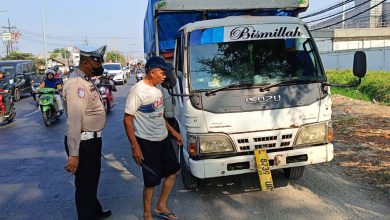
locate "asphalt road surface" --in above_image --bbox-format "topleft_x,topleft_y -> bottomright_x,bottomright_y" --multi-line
0,76 -> 389,220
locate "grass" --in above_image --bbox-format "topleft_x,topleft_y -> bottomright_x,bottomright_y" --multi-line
333,116 -> 359,126
326,70 -> 390,105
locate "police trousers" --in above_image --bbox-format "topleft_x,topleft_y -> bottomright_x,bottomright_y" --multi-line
65,136 -> 103,220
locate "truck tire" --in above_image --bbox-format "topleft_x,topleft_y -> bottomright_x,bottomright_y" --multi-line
180,148 -> 199,190
284,166 -> 305,180
13,88 -> 21,102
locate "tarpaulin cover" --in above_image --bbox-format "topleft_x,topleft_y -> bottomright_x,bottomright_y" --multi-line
144,0 -> 297,55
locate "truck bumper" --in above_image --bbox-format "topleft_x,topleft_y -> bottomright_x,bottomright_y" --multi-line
189,144 -> 333,179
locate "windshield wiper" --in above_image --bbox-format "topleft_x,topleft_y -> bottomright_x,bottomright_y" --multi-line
205,81 -> 253,96
259,79 -> 325,92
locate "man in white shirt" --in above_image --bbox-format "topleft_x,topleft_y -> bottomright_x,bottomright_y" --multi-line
123,56 -> 182,220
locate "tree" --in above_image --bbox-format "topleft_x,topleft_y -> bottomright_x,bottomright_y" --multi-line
50,48 -> 71,59
2,51 -> 45,71
105,51 -> 126,66
3,51 -> 35,60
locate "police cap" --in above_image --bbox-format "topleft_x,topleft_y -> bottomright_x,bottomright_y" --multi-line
76,45 -> 107,63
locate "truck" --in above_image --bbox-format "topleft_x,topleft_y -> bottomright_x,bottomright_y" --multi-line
144,0 -> 367,190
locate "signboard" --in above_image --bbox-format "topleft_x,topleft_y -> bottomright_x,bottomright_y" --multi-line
224,24 -> 309,42
2,32 -> 11,41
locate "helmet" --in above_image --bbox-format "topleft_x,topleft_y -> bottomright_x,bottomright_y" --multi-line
102,69 -> 108,77
46,69 -> 56,78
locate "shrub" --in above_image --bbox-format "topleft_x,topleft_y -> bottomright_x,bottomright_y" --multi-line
326,70 -> 390,105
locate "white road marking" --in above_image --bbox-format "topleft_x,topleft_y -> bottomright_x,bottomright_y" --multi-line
24,109 -> 40,117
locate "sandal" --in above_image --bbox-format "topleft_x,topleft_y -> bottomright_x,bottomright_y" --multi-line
152,210 -> 178,220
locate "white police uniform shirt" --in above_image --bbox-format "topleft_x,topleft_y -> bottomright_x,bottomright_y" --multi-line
125,81 -> 168,141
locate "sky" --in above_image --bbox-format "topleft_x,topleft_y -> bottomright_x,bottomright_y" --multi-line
0,0 -> 340,58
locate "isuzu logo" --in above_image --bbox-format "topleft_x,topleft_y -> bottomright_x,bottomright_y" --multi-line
245,95 -> 281,104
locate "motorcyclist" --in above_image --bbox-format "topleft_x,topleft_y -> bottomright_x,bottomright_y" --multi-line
38,69 -> 64,113
0,70 -> 12,112
96,70 -> 117,92
135,62 -> 144,82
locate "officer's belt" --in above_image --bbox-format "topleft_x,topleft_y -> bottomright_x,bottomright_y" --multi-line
81,131 -> 102,140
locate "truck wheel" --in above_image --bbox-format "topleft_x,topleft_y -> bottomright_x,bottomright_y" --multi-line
13,88 -> 21,102
180,148 -> 199,190
284,166 -> 305,180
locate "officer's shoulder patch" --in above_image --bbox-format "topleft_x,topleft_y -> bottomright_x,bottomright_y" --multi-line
77,87 -> 85,98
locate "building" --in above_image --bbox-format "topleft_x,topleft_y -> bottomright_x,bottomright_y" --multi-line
309,0 -> 390,52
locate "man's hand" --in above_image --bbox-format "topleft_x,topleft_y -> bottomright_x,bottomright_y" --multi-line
172,131 -> 183,146
131,144 -> 144,166
3,90 -> 8,94
64,156 -> 79,175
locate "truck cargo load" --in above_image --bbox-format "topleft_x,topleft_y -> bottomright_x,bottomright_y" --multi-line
144,0 -> 309,57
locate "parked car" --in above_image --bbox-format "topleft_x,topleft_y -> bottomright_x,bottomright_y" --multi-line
0,60 -> 37,101
102,63 -> 126,85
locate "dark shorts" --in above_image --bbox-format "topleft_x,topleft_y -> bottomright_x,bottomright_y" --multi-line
136,136 -> 180,187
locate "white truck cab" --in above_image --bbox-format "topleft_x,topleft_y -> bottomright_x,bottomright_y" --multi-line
145,0 -> 366,190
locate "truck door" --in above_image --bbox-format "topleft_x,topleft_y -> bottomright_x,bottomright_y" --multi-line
173,33 -> 186,137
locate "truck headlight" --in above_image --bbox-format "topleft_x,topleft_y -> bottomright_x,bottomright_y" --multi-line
199,135 -> 234,154
295,122 -> 331,147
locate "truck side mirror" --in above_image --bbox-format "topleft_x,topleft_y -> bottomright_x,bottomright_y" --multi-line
353,51 -> 367,78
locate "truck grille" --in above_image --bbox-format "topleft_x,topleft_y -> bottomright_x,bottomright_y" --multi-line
232,130 -> 296,152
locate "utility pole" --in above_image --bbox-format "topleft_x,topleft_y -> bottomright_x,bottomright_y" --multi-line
1,18 -> 17,56
40,0 -> 48,70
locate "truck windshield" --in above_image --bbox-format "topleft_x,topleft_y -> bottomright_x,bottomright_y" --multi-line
189,37 -> 325,91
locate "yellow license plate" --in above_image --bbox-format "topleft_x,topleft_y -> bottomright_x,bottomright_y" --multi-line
254,149 -> 274,191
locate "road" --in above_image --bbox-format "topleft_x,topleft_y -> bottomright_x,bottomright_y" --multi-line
0,76 -> 389,220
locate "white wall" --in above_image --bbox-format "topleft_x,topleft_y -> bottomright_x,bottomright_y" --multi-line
320,47 -> 390,71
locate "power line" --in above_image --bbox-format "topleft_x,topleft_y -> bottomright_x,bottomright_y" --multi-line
305,0 -> 371,24
18,28 -> 142,41
310,0 -> 387,31
300,0 -> 354,19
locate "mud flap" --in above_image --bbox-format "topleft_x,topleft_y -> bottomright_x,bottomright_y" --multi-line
254,149 -> 274,191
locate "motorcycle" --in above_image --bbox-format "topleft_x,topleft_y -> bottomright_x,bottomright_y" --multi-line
136,75 -> 143,82
38,87 -> 62,126
31,79 -> 41,106
96,79 -> 116,113
0,88 -> 16,123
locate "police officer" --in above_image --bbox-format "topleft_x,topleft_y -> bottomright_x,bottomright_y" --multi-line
63,45 -> 111,220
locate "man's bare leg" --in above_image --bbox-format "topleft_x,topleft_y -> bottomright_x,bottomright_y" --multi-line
155,172 -> 179,219
143,187 -> 154,220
